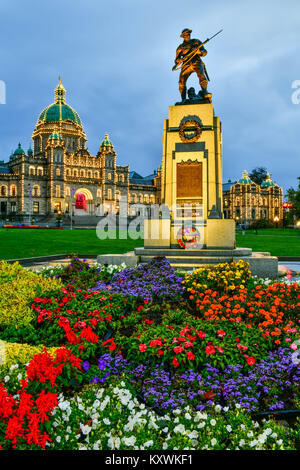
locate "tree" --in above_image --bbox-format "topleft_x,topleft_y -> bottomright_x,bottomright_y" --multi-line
286,177 -> 300,223
249,167 -> 268,185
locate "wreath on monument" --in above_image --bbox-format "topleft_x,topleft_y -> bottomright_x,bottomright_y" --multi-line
177,226 -> 200,249
179,120 -> 202,143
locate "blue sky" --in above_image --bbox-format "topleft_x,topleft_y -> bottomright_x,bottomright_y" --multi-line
0,0 -> 300,192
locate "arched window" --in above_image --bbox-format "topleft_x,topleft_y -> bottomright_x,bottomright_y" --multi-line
133,193 -> 137,203
274,198 -> 278,207
144,194 -> 149,204
236,197 -> 240,206
0,185 -> 8,196
56,168 -> 61,177
37,167 -> 43,176
94,171 -> 99,179
87,170 -> 92,178
29,166 -> 35,176
80,169 -> 85,177
55,186 -> 61,198
10,185 -> 17,197
97,188 -> 102,198
116,190 -> 121,201
66,168 -> 70,177
139,194 -> 143,203
150,195 -> 155,204
73,169 -> 78,177
128,193 -> 132,203
107,189 -> 112,200
65,187 -> 70,197
108,172 -> 112,180
32,185 -> 40,197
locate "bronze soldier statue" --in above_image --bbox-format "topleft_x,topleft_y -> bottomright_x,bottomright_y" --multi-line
173,28 -> 212,102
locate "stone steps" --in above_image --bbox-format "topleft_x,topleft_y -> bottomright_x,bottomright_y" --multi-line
139,255 -> 235,264
135,247 -> 252,257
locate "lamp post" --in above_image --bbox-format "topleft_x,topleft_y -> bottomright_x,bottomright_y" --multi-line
274,215 -> 279,229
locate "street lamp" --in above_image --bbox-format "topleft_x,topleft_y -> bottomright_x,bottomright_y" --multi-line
274,215 -> 279,228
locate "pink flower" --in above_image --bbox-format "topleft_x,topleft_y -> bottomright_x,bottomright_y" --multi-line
139,344 -> 147,352
217,330 -> 226,338
291,343 -> 298,351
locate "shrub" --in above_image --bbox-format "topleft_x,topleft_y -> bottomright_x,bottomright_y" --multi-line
0,261 -> 62,328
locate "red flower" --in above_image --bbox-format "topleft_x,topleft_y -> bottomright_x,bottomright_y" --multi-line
108,341 -> 117,351
217,330 -> 226,338
139,344 -> 147,352
245,356 -> 256,366
187,351 -> 195,361
172,357 -> 179,367
216,346 -> 224,353
198,331 -> 206,339
173,346 -> 184,354
205,345 -> 216,355
157,350 -> 164,356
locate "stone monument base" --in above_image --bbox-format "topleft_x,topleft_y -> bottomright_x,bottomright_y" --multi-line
97,247 -> 278,279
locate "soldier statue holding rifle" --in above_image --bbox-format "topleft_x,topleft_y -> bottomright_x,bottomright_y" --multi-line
173,28 -> 222,103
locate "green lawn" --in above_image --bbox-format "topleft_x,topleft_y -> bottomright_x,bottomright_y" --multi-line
236,228 -> 300,257
0,227 -> 299,260
0,228 -> 144,260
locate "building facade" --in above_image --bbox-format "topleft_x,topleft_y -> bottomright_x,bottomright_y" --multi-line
0,79 -> 160,221
223,170 -> 283,226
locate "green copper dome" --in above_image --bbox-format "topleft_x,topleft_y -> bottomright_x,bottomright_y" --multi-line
261,173 -> 275,188
13,143 -> 25,156
38,78 -> 81,126
238,170 -> 253,185
100,133 -> 113,148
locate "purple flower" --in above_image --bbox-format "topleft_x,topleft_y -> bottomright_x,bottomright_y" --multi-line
82,360 -> 90,371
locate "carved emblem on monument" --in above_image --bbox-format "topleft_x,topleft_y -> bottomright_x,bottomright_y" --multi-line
179,119 -> 202,143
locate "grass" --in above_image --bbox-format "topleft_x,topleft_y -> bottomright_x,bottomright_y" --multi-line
0,228 -> 144,260
235,228 -> 300,257
0,227 -> 299,260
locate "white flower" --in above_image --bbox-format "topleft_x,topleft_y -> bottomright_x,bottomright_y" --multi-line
276,439 -> 283,446
162,442 -> 168,450
103,418 -> 110,425
80,424 -> 91,435
197,421 -> 206,429
247,431 -> 254,438
235,403 -> 241,409
265,428 -> 272,436
184,412 -> 192,420
239,439 -> 245,447
226,425 -> 232,433
56,436 -> 61,443
174,424 -> 185,434
240,424 -> 246,430
215,405 -> 222,413
144,440 -> 153,448
210,419 -> 216,426
122,436 -> 136,447
211,438 -> 217,446
4,376 -> 9,383
271,433 -> 277,439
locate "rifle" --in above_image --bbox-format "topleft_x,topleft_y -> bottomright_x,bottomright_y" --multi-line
172,29 -> 223,71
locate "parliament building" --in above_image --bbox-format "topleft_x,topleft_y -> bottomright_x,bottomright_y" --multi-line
0,79 -> 161,221
0,80 -> 282,226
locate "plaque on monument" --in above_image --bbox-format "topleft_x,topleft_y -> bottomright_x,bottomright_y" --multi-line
176,161 -> 203,198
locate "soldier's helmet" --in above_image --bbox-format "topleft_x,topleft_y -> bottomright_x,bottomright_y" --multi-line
180,28 -> 192,38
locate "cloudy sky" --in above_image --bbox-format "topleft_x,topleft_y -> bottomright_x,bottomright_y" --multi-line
0,0 -> 299,193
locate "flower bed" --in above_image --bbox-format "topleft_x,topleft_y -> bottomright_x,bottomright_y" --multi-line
0,257 -> 299,450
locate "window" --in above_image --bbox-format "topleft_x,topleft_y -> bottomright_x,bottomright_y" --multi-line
37,167 -> 43,176
252,209 -> 256,219
87,170 -> 92,178
10,185 -> 17,196
56,168 -> 61,177
108,173 -> 112,180
94,171 -> 99,179
65,187 -> 70,197
139,194 -> 143,203
144,194 -> 149,204
73,169 -> 78,177
80,169 -> 85,177
32,185 -> 40,197
29,166 -> 35,176
116,190 -> 121,201
150,195 -> 155,204
107,189 -> 112,200
10,201 -> 16,213
56,186 -> 61,198
66,169 -> 70,177
97,188 -> 102,198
